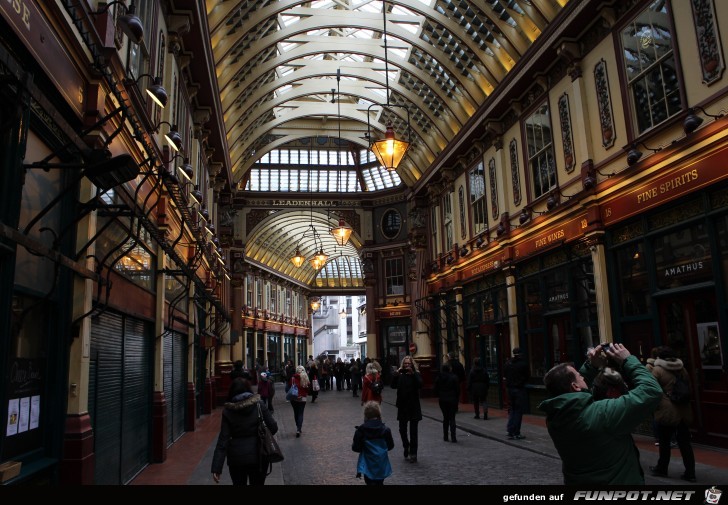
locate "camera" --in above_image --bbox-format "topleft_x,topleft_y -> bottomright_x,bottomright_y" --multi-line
601,342 -> 612,353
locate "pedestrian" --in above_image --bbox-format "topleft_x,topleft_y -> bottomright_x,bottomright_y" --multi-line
352,401 -> 395,485
350,358 -> 361,397
467,357 -> 490,419
283,359 -> 295,392
289,365 -> 310,437
211,377 -> 278,485
335,357 -> 345,391
361,362 -> 382,405
503,347 -> 530,440
649,346 -> 696,483
538,343 -> 662,484
390,355 -> 422,463
307,359 -> 320,403
230,360 -> 249,380
322,358 -> 332,391
447,351 -> 466,402
434,362 -> 460,443
257,372 -> 275,413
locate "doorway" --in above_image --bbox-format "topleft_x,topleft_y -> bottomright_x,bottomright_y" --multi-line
657,291 -> 728,443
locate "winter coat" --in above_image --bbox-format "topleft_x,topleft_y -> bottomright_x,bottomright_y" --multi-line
652,358 -> 693,426
361,373 -> 382,404
290,373 -> 309,402
537,356 -> 662,485
257,379 -> 275,399
467,366 -> 490,397
211,392 -> 278,474
352,418 -> 395,480
390,370 -> 423,421
448,358 -> 466,382
434,370 -> 460,407
504,355 -> 530,388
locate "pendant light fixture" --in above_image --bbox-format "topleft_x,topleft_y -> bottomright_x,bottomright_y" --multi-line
367,1 -> 411,172
329,70 -> 354,246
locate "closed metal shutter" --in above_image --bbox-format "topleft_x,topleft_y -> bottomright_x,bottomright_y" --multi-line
89,312 -> 152,484
164,331 -> 187,446
121,317 -> 151,484
89,313 -> 123,485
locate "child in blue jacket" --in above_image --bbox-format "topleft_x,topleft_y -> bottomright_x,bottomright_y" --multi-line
352,401 -> 395,485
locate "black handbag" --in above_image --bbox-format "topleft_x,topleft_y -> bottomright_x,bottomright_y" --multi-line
257,403 -> 284,474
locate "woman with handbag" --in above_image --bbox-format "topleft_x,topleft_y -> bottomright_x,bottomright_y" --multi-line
390,355 -> 423,463
211,377 -> 278,485
290,365 -> 310,437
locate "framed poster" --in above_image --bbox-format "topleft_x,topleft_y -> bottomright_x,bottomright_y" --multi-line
697,322 -> 723,369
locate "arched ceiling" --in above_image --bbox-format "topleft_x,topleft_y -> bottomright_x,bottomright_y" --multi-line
208,0 -> 566,187
245,209 -> 362,287
206,0 -> 569,288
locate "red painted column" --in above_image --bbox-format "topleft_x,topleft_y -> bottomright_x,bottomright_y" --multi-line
60,413 -> 94,485
151,391 -> 167,462
185,382 -> 196,431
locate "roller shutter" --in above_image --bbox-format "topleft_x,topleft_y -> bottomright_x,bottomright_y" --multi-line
163,331 -> 187,446
89,312 -> 152,484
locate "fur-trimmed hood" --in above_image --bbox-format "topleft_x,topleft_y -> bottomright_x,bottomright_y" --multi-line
224,392 -> 261,411
654,357 -> 684,372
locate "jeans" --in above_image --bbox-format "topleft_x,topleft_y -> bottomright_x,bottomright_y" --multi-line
228,464 -> 267,485
439,400 -> 458,440
655,421 -> 695,477
506,387 -> 526,436
398,419 -> 419,455
291,400 -> 306,431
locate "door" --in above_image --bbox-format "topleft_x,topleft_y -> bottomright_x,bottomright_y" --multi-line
658,291 -> 728,444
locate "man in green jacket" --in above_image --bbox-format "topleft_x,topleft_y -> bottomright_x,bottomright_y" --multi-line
539,343 -> 662,485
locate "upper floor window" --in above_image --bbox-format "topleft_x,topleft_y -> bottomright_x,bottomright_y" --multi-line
443,191 -> 454,251
431,205 -> 439,257
469,161 -> 487,235
246,274 -> 253,307
525,103 -> 556,199
385,258 -> 404,296
620,0 -> 682,134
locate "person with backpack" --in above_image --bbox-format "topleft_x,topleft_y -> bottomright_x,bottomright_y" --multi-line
649,346 -> 696,482
352,401 -> 395,485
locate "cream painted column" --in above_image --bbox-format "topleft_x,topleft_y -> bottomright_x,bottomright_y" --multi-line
504,265 -> 520,350
588,234 -> 613,343
154,254 -> 166,392
563,57 -> 595,164
67,178 -> 96,416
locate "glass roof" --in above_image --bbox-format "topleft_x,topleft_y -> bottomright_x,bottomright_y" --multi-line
207,0 -> 568,288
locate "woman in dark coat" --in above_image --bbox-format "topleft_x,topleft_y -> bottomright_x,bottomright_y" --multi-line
390,355 -> 423,463
307,360 -> 320,403
211,377 -> 278,485
467,357 -> 490,419
434,363 -> 461,442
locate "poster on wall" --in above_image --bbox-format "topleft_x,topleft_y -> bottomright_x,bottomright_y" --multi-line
697,322 -> 723,369
6,398 -> 19,436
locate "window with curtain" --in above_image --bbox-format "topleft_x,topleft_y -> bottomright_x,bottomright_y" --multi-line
443,191 -> 454,251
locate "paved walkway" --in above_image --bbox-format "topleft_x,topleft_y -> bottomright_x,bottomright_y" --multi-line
131,382 -> 728,486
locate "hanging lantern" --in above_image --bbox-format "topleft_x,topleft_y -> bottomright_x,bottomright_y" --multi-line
290,247 -> 306,267
330,216 -> 353,246
310,298 -> 321,311
371,124 -> 410,171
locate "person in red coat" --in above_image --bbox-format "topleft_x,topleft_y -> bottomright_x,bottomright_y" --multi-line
361,362 -> 382,405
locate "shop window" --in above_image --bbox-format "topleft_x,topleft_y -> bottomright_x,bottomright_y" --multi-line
620,0 -> 682,134
616,242 -> 649,316
653,223 -> 711,290
524,102 -> 556,199
469,160 -> 487,235
95,221 -> 154,291
164,273 -> 188,314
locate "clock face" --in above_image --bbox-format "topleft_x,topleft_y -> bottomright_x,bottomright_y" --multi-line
381,209 -> 401,239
